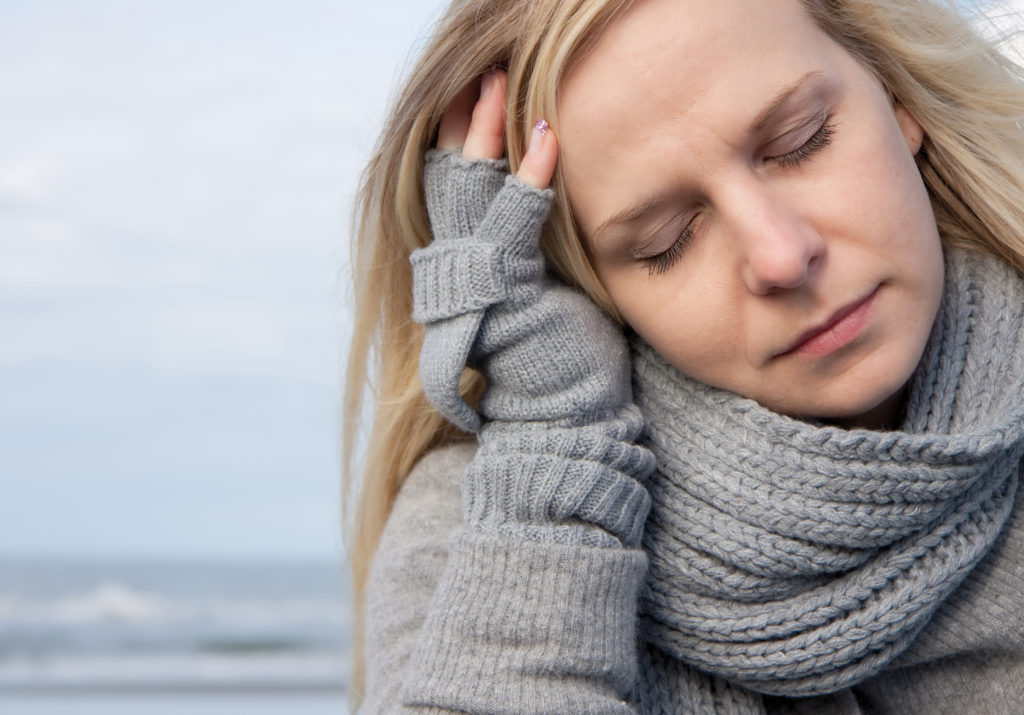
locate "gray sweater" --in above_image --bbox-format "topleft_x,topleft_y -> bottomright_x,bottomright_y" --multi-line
365,441 -> 1024,713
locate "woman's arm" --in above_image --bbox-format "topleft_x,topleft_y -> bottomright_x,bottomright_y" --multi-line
365,71 -> 654,713
364,442 -> 650,714
363,442 -> 472,714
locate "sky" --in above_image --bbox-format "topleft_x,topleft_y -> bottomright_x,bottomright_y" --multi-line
1,0 -> 1020,560
0,0 -> 449,560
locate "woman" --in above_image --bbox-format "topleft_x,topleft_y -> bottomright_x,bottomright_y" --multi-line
345,0 -> 1024,711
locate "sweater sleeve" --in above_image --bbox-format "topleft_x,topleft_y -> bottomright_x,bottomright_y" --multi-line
363,442 -> 649,714
363,443 -> 472,714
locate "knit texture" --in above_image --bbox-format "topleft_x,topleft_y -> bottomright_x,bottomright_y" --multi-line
384,150 -> 1024,711
366,443 -> 650,714
412,151 -> 544,433
411,150 -> 654,548
365,440 -> 1024,713
632,247 -> 1024,698
397,152 -> 656,710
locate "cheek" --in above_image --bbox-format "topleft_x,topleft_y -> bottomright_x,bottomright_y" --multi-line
604,272 -> 677,346
842,112 -> 926,214
607,270 -> 737,376
865,132 -> 940,262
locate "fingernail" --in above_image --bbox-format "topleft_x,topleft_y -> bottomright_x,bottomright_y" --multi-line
480,69 -> 495,98
528,119 -> 549,154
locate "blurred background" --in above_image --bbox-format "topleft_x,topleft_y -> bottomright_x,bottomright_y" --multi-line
2,1 -> 1021,714
0,0 -> 446,712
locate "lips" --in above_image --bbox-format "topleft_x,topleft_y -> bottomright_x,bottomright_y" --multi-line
780,287 -> 879,359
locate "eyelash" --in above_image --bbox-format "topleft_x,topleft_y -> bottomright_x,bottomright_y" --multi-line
772,118 -> 836,169
643,117 -> 837,277
646,223 -> 694,277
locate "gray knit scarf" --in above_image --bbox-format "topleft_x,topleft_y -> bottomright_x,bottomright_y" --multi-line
631,247 -> 1024,699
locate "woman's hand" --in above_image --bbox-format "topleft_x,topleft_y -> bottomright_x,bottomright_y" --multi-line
400,72 -> 651,711
413,66 -> 651,548
416,66 -> 643,435
436,68 -> 558,190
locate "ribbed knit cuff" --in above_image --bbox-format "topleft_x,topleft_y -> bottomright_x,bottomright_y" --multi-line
464,409 -> 655,548
411,175 -> 551,324
411,239 -> 510,324
400,530 -> 647,714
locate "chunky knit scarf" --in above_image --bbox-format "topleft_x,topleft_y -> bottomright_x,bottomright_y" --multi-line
631,247 -> 1024,700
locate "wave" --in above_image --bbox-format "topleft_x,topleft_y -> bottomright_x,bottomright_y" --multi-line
0,582 -> 350,663
0,559 -> 352,689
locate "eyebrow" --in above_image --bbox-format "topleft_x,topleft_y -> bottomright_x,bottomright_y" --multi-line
591,71 -> 825,241
592,194 -> 667,240
749,70 -> 824,132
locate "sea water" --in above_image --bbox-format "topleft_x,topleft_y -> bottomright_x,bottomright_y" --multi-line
0,557 -> 351,713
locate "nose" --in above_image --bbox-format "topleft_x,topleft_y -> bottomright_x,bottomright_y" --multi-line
730,185 -> 825,295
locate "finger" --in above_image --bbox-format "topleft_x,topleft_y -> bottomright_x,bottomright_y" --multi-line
516,119 -> 558,190
436,80 -> 478,150
462,69 -> 507,160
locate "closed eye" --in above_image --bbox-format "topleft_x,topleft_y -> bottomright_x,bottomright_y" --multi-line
642,117 -> 836,277
644,221 -> 695,276
769,117 -> 836,169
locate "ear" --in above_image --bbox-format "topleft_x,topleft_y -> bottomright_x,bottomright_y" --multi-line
894,103 -> 924,155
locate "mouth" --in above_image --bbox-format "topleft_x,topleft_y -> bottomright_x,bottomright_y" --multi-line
778,286 -> 879,359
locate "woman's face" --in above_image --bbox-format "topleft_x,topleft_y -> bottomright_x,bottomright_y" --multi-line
557,0 -> 944,426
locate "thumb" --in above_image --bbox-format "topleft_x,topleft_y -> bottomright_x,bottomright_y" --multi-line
516,119 -> 558,190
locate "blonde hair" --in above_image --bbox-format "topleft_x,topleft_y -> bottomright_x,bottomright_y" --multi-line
343,0 -> 1024,705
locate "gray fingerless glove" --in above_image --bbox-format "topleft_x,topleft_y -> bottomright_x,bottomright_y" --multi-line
411,149 -> 653,547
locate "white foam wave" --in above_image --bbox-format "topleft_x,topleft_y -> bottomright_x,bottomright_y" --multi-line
57,582 -> 171,622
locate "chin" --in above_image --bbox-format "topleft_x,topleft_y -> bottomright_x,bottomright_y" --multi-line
804,332 -> 930,428
800,370 -> 914,430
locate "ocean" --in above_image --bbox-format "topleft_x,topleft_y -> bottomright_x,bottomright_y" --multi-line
0,557 -> 351,713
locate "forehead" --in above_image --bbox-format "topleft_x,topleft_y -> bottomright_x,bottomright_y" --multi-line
557,0 -> 841,233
